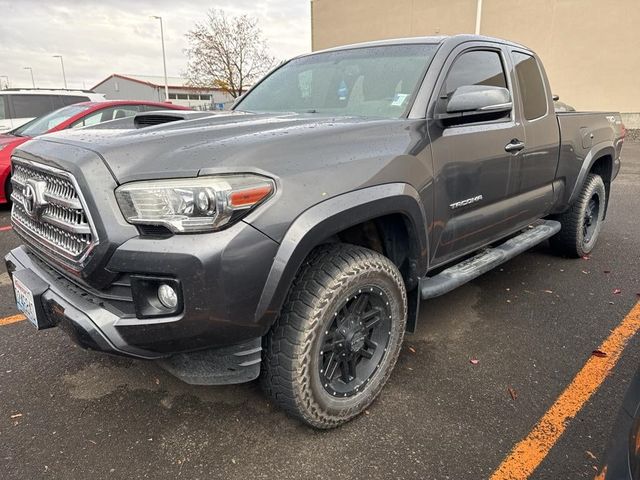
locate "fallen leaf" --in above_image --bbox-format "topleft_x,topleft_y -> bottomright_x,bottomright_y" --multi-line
543,290 -> 554,294
586,450 -> 597,460
582,255 -> 591,260
10,413 -> 22,419
581,270 -> 589,275
470,358 -> 479,365
613,288 -> 622,295
408,346 -> 416,354
155,378 -> 160,385
508,387 -> 517,400
609,301 -> 615,305
603,270 -> 611,274
364,410 -> 370,415
592,350 -> 608,358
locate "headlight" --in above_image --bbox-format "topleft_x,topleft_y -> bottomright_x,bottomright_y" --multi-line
115,174 -> 275,233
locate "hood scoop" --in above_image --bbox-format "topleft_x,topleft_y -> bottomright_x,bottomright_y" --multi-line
133,110 -> 213,128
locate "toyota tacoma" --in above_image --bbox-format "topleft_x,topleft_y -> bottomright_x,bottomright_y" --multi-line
5,35 -> 625,428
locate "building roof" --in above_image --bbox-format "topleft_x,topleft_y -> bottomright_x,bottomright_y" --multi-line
91,73 -> 223,92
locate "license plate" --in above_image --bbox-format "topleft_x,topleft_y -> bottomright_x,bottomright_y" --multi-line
13,275 -> 38,327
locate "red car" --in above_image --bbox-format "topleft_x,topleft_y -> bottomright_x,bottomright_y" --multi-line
0,100 -> 189,203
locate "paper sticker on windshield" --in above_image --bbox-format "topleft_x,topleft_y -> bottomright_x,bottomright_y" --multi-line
391,93 -> 409,107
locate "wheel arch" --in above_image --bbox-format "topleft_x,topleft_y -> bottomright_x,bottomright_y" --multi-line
566,142 -> 615,213
254,183 -> 429,330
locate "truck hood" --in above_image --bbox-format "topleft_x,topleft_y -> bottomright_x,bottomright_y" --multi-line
31,111 -> 417,184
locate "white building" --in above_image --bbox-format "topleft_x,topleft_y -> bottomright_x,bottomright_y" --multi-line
91,74 -> 236,110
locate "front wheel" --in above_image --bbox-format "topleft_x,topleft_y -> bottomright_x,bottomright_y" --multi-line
550,173 -> 606,257
261,244 -> 407,429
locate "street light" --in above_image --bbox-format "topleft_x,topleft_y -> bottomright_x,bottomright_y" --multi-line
0,75 -> 8,89
53,55 -> 68,89
150,15 -> 169,101
23,67 -> 35,88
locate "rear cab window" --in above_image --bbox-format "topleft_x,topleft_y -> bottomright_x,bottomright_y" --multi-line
512,52 -> 548,120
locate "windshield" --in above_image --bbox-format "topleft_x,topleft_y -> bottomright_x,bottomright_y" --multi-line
13,104 -> 91,136
235,44 -> 438,118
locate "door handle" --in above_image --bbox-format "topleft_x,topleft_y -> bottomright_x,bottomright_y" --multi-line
505,140 -> 525,153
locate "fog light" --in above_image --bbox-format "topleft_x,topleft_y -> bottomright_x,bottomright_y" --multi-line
157,284 -> 178,309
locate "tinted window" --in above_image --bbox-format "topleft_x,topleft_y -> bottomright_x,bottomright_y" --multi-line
0,98 -> 6,120
237,44 -> 438,118
10,94 -> 57,118
60,95 -> 90,106
512,52 -> 547,120
442,50 -> 507,99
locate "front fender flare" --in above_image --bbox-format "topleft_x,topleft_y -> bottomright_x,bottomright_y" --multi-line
253,183 -> 429,329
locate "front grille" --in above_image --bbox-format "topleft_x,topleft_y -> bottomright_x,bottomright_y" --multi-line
10,158 -> 98,270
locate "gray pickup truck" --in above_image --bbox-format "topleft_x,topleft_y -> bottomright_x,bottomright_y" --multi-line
5,35 -> 625,428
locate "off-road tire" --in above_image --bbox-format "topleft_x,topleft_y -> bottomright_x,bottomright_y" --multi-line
261,244 -> 407,429
550,173 -> 606,257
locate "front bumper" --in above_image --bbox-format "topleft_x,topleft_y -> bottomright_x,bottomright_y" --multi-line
5,216 -> 280,360
6,246 -> 158,359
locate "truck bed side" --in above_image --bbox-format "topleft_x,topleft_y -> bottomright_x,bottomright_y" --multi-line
554,111 -> 624,214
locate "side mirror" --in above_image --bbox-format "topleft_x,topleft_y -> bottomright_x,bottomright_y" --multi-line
438,85 -> 512,125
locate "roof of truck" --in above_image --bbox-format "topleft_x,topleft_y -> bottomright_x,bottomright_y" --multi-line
310,34 -> 531,55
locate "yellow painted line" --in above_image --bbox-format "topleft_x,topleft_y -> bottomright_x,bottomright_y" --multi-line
491,301 -> 640,480
0,314 -> 25,326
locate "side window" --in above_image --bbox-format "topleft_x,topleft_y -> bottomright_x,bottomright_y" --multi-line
70,109 -> 109,128
60,95 -> 90,106
9,95 -> 56,118
111,105 -> 141,119
512,52 -> 548,120
0,97 -> 6,120
442,50 -> 508,99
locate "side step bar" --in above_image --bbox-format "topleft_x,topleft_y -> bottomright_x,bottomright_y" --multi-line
420,220 -> 561,300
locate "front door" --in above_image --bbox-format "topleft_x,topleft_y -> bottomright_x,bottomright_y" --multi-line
428,46 -> 526,267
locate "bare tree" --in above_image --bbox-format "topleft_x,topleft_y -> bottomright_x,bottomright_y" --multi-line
185,10 -> 275,99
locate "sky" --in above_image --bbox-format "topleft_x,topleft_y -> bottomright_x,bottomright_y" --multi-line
0,0 -> 311,90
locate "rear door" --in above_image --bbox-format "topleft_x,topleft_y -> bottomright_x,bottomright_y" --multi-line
427,43 -> 525,267
509,50 -> 559,220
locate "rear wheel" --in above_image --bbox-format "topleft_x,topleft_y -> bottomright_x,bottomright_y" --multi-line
261,244 -> 407,429
550,173 -> 606,257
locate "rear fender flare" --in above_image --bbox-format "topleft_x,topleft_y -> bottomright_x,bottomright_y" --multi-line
567,141 -> 615,208
254,183 -> 429,329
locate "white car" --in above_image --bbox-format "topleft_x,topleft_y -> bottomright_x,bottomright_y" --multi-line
0,89 -> 105,133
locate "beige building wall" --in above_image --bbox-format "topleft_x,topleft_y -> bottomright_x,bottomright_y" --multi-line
311,0 -> 640,120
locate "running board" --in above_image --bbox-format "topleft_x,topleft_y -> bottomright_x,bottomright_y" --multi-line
420,220 -> 561,300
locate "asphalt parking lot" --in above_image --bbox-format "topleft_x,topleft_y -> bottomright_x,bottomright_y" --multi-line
1,142 -> 639,480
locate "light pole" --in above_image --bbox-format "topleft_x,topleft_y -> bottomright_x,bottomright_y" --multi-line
53,55 -> 67,89
23,67 -> 35,88
0,75 -> 8,89
151,15 -> 169,101
475,0 -> 483,35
